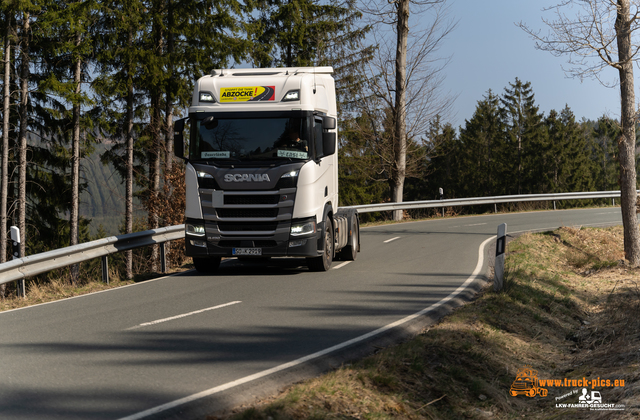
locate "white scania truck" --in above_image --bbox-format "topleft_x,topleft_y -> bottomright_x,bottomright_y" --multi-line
174,67 -> 360,273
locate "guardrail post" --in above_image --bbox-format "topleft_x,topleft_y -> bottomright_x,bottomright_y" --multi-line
101,256 -> 109,284
10,226 -> 25,298
553,201 -> 556,210
160,242 -> 167,273
494,223 -> 507,292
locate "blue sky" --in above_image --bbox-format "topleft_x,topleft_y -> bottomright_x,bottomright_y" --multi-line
440,0 -> 620,128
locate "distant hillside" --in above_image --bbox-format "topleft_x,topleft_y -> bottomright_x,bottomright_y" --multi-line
80,143 -> 145,237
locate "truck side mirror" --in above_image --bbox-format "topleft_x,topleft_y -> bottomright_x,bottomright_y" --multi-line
322,132 -> 336,156
322,116 -> 336,130
174,118 -> 186,159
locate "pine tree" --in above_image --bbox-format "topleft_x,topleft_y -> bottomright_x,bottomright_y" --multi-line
590,116 -> 620,192
1,7 -> 15,269
545,106 -> 595,195
419,115 -> 460,200
247,0 -> 362,68
338,115 -> 388,219
16,6 -> 33,260
317,0 -> 374,116
458,90 -> 505,197
500,78 -> 546,195
37,0 -> 98,284
93,0 -> 146,279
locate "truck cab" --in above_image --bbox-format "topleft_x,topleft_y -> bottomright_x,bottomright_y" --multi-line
174,67 -> 359,273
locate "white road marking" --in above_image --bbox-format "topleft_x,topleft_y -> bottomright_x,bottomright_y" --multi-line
383,237 -> 400,243
465,223 -> 487,226
117,236 -> 494,420
125,301 -> 242,331
332,261 -> 352,270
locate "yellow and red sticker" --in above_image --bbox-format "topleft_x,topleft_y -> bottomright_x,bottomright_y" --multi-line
220,86 -> 275,103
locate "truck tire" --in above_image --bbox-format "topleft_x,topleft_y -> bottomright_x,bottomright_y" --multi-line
307,215 -> 333,271
337,216 -> 358,261
193,256 -> 221,273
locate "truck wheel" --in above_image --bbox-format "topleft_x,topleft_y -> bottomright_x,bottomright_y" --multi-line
338,217 -> 358,261
193,257 -> 221,273
307,215 -> 333,271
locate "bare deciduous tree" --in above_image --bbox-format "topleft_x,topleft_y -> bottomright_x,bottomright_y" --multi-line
520,0 -> 640,265
358,0 -> 456,220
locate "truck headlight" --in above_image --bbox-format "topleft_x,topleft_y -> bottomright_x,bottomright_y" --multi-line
186,224 -> 205,237
277,170 -> 299,189
199,91 -> 215,103
281,90 -> 300,102
197,171 -> 214,179
290,221 -> 316,236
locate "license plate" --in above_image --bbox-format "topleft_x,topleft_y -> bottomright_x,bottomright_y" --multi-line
232,248 -> 262,256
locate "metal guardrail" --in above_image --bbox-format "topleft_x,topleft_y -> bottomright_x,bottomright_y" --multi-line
346,191 -> 622,213
0,190 -> 624,288
0,225 -> 184,286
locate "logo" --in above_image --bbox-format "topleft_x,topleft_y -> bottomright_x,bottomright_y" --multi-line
578,388 -> 602,405
509,365 -> 627,412
220,86 -> 275,103
510,366 -> 548,397
224,174 -> 271,183
555,388 -> 626,411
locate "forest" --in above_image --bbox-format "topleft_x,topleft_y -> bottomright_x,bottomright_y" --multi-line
0,0 -> 631,285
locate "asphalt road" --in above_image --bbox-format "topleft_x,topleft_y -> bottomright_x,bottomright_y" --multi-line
0,208 -> 623,419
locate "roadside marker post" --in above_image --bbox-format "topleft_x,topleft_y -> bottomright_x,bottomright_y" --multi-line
494,223 -> 507,292
101,256 -> 109,284
10,226 -> 25,298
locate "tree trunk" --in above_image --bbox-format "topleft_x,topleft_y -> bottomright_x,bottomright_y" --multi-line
125,78 -> 134,279
148,12 -> 164,272
615,0 -> 640,265
17,12 -> 30,260
165,0 -> 174,175
69,34 -> 82,285
1,18 -> 11,298
392,0 -> 409,221
163,0 -> 175,272
149,92 -> 161,272
125,23 -> 134,279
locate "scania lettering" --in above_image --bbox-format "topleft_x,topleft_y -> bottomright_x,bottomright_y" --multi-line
174,67 -> 360,273
224,174 -> 271,183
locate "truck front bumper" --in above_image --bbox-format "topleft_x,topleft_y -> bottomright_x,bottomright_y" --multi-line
184,217 -> 322,258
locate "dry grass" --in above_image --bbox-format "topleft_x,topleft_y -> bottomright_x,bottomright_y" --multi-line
0,275 -> 135,312
216,226 -> 640,420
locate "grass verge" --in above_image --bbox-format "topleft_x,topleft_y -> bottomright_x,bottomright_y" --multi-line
0,265 -> 193,312
216,226 -> 639,419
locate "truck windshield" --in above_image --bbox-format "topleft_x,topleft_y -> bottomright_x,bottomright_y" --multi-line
190,114 -> 312,162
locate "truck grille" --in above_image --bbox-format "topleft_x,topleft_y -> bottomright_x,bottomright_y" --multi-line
224,195 -> 280,205
218,240 -> 278,248
218,222 -> 277,232
217,208 -> 279,218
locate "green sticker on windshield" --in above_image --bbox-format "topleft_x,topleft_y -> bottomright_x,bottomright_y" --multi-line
277,150 -> 308,159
